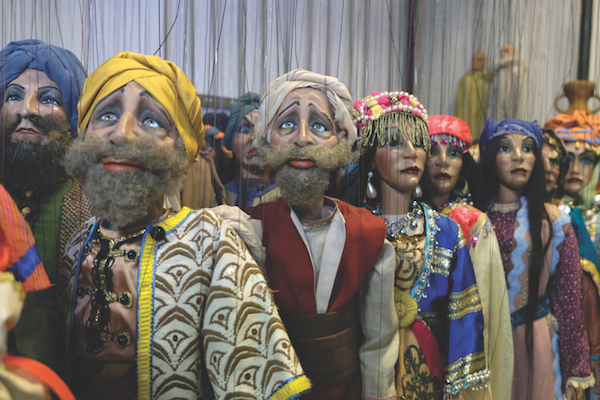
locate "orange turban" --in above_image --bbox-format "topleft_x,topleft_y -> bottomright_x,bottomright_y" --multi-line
78,52 -> 204,162
544,110 -> 600,148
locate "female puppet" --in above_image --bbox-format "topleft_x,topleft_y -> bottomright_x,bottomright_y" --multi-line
352,92 -> 489,399
223,92 -> 280,207
423,114 -> 513,400
477,118 -> 593,400
542,123 -> 600,397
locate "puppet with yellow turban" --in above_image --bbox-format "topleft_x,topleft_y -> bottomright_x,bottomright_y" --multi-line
60,52 -> 309,400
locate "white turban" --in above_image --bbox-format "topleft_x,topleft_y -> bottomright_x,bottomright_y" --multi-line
256,69 -> 357,145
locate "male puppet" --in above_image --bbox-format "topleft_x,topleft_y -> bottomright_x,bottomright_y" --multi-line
60,53 -> 309,400
247,69 -> 398,400
0,39 -> 91,371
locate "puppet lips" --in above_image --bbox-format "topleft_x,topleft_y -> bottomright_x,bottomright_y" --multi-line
288,158 -> 315,169
101,158 -> 144,172
511,168 -> 527,175
434,172 -> 451,180
16,128 -> 41,136
401,166 -> 420,174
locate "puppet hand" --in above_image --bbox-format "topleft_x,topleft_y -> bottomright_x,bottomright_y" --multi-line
212,205 -> 266,268
564,385 -> 577,400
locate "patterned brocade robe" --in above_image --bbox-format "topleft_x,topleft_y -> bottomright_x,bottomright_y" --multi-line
61,207 -> 309,400
393,204 -> 489,399
488,198 -> 593,399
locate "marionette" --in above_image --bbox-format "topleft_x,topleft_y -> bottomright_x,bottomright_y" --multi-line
0,182 -> 74,400
487,44 -> 528,121
0,39 -> 91,372
423,114 -> 513,400
246,69 -> 398,400
477,118 -> 593,399
223,92 -> 280,206
353,93 -> 489,399
60,52 -> 309,400
454,51 -> 490,142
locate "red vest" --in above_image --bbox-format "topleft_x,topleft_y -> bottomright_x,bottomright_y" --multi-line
249,197 -> 386,314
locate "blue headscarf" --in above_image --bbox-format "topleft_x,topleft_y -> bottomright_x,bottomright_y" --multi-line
224,92 -> 261,151
479,118 -> 543,155
0,39 -> 87,134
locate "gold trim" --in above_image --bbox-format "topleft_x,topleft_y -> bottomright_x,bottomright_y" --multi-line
490,201 -> 521,213
448,284 -> 482,321
431,248 -> 452,277
454,227 -> 467,251
446,351 -> 487,383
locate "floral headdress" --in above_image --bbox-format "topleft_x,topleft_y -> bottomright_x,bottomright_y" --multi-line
351,91 -> 430,153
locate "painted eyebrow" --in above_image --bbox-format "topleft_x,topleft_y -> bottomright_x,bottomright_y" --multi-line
308,103 -> 334,127
139,90 -> 173,126
94,86 -> 125,109
38,85 -> 62,93
242,115 -> 255,126
6,83 -> 25,90
277,101 -> 300,118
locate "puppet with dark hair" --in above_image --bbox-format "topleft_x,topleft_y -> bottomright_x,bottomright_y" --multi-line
544,113 -> 600,395
476,118 -> 592,400
354,92 -> 489,399
420,114 -> 513,400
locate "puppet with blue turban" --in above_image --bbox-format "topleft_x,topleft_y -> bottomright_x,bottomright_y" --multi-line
0,39 -> 92,374
222,92 -> 281,207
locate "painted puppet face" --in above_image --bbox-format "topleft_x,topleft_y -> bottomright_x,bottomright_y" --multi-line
562,141 -> 597,197
427,135 -> 463,197
495,133 -> 536,195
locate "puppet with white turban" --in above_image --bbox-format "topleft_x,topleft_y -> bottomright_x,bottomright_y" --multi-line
246,69 -> 399,400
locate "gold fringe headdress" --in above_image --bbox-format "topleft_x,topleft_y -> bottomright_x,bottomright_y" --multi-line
351,91 -> 430,153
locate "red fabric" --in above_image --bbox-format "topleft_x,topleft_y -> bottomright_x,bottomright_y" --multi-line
248,198 -> 387,400
3,355 -> 75,400
411,319 -> 444,394
446,205 -> 482,248
249,198 -> 387,314
428,115 -> 472,146
0,184 -> 50,291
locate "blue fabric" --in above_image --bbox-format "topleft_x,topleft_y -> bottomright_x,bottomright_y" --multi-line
416,205 -> 486,380
224,92 -> 261,151
8,243 -> 41,283
510,294 -> 550,329
569,206 -> 600,268
479,118 -> 543,155
0,39 -> 87,134
227,179 -> 278,207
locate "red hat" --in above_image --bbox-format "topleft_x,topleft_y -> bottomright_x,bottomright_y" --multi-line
428,115 -> 471,153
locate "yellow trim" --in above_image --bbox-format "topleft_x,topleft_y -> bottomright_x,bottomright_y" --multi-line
446,351 -> 487,383
565,373 -> 595,391
581,257 -> 600,291
268,375 -> 311,400
137,207 -> 193,399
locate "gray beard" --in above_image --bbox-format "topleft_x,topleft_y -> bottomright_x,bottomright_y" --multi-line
63,136 -> 189,227
260,140 -> 351,207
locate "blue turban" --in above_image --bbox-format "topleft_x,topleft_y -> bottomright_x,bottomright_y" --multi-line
224,92 -> 261,151
0,39 -> 87,134
479,118 -> 543,155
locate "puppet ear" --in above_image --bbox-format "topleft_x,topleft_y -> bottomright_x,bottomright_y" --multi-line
336,129 -> 348,141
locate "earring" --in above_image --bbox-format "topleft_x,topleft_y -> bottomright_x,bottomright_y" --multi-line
366,171 -> 378,199
413,184 -> 422,199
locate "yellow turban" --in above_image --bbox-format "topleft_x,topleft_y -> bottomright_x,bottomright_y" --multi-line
78,52 -> 204,162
